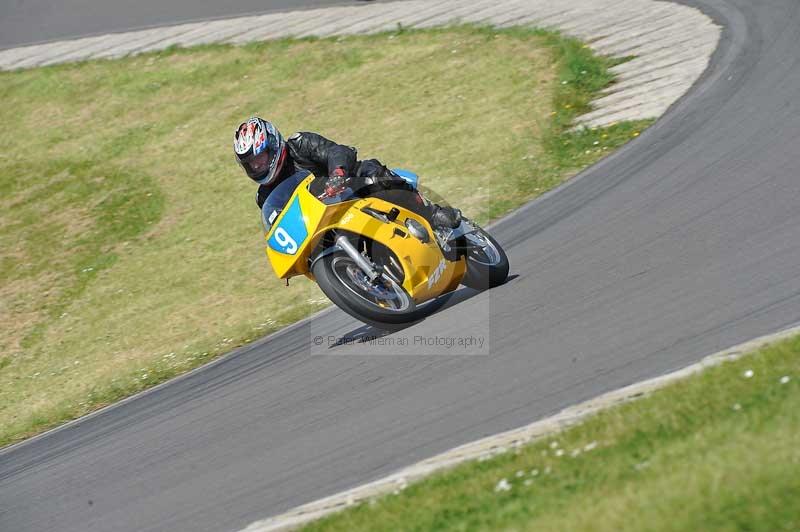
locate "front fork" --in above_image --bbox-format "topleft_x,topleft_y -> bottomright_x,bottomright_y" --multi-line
334,234 -> 382,282
331,216 -> 479,287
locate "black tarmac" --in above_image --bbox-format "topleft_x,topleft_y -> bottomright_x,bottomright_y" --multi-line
2,1 -> 800,531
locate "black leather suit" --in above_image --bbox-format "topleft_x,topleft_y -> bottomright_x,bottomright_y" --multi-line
256,131 -> 399,209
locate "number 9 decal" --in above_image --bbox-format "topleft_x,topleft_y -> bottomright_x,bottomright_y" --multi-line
268,196 -> 308,255
274,227 -> 298,254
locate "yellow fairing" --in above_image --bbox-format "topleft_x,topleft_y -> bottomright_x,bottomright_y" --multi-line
335,198 -> 465,302
265,174 -> 465,303
264,175 -> 350,279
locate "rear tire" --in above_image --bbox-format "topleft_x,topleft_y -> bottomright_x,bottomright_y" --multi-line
460,229 -> 510,290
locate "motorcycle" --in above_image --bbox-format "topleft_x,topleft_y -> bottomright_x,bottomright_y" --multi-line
262,169 -> 509,328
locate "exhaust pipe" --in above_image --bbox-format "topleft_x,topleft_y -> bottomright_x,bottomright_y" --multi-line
335,235 -> 380,282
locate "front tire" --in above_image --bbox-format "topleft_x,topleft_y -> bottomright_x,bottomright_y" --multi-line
460,229 -> 510,290
313,249 -> 439,329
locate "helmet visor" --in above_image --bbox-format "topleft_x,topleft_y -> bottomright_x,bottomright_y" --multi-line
239,148 -> 276,182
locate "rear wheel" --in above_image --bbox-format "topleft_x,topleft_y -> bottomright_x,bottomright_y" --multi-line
460,229 -> 509,290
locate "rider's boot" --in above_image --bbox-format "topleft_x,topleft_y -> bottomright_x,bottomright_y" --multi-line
431,205 -> 462,229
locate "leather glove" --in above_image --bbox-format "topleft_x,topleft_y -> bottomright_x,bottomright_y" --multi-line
325,167 -> 347,197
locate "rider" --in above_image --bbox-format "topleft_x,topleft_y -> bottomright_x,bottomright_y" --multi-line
233,117 -> 461,230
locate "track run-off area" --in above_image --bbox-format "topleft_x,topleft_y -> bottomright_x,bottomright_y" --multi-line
2,0 -> 800,531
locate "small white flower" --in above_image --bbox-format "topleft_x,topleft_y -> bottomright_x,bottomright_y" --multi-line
494,478 -> 512,492
550,441 -> 559,449
555,449 -> 565,457
515,470 -> 525,478
743,369 -> 754,378
523,479 -> 533,486
584,441 -> 598,452
732,403 -> 742,411
780,376 -> 791,384
530,469 -> 539,476
570,449 -> 581,458
561,80 -> 568,84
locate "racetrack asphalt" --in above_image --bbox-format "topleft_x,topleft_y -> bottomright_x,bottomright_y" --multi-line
0,0 -> 384,50
3,0 -> 800,531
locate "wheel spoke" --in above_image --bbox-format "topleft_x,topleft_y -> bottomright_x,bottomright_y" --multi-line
331,257 -> 410,312
466,231 -> 501,266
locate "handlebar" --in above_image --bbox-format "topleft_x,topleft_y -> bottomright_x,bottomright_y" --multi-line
317,175 -> 352,200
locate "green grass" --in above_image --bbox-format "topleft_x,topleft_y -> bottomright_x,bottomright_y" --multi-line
0,26 -> 649,447
304,337 -> 800,532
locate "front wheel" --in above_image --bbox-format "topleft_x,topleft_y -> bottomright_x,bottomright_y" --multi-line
460,229 -> 510,290
313,250 -> 440,328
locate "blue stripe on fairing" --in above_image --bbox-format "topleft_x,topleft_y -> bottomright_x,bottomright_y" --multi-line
268,195 -> 308,255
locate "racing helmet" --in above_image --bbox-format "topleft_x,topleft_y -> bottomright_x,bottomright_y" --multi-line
234,117 -> 287,185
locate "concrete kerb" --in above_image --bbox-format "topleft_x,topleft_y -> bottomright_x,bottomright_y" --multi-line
0,0 -> 720,129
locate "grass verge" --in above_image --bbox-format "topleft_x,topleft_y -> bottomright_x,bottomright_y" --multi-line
0,26 -> 651,447
303,336 -> 800,532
